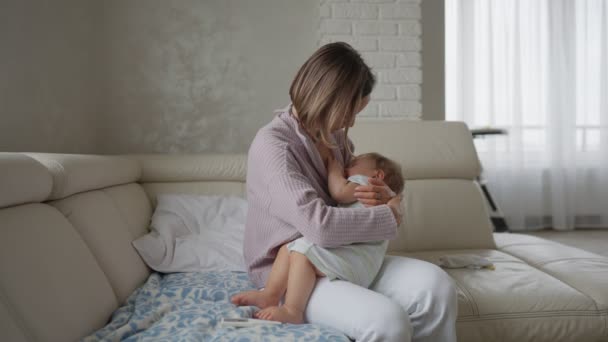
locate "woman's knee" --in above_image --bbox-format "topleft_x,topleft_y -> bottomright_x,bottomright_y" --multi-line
376,257 -> 457,321
413,263 -> 458,319
430,264 -> 457,306
365,302 -> 412,342
410,265 -> 458,342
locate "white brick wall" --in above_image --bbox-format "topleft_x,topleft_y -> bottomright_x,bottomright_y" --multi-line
319,0 -> 422,119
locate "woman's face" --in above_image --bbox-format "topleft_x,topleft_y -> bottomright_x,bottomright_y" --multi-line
354,95 -> 371,122
333,95 -> 370,132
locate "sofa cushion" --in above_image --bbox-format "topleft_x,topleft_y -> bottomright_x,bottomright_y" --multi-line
389,179 -> 495,252
50,184 -> 151,304
0,203 -> 117,341
102,183 -> 153,239
494,233 -> 605,264
142,182 -> 246,206
132,154 -> 247,204
0,153 -> 52,209
25,153 -> 141,200
456,315 -> 605,342
496,233 -> 608,319
392,249 -> 607,342
349,121 -> 494,253
0,301 -> 27,342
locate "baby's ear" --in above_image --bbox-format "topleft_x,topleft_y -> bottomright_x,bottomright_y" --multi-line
375,169 -> 385,180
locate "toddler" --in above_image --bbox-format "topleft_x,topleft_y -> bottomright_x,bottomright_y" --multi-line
232,152 -> 404,324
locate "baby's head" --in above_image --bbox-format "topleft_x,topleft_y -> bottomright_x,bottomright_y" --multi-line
346,153 -> 404,194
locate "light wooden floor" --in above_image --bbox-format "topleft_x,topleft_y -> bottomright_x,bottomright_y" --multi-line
523,229 -> 608,257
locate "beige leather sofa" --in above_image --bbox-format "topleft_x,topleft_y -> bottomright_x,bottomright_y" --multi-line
1,121 -> 607,342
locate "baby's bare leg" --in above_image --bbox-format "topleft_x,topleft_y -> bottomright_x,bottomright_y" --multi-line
256,251 -> 324,324
231,244 -> 290,309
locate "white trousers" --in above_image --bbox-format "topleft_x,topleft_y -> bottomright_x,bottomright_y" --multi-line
304,256 -> 458,342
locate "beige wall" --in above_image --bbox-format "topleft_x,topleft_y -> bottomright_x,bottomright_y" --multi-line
0,0 -> 317,154
0,1 -> 443,154
100,0 -> 317,154
0,0 -> 102,153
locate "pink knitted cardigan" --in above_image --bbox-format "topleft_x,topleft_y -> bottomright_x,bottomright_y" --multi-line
243,107 -> 397,287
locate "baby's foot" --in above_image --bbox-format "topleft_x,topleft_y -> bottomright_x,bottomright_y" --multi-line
254,305 -> 304,324
230,290 -> 280,309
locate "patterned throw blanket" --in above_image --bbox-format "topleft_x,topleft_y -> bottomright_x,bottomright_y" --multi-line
84,271 -> 349,341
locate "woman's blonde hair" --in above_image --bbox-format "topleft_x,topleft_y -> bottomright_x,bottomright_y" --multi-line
289,42 -> 375,153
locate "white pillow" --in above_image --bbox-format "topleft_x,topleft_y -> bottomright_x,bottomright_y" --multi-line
133,194 -> 247,273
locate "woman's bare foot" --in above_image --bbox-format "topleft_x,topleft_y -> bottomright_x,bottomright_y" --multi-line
230,290 -> 280,309
254,305 -> 304,324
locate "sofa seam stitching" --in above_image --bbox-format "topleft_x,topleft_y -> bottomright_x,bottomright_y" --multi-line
459,308 -> 608,318
457,310 -> 608,322
99,187 -> 153,303
451,276 -> 480,316
535,257 -> 608,267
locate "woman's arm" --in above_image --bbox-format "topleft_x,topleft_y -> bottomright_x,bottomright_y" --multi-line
269,169 -> 397,248
251,128 -> 397,247
327,156 -> 358,204
327,156 -> 402,224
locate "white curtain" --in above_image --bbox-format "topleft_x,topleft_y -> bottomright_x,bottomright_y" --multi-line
446,0 -> 608,231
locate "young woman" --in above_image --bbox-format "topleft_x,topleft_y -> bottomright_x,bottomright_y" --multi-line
235,42 -> 458,342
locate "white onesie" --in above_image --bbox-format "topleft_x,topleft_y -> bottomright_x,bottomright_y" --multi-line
287,175 -> 389,288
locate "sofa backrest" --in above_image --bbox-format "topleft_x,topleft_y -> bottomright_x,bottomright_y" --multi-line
132,121 -> 496,253
131,154 -> 247,206
0,153 -> 151,342
349,120 -> 496,252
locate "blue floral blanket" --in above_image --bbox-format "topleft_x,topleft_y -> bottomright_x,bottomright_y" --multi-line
83,271 -> 349,341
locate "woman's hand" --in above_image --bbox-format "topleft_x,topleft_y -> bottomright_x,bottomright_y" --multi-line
355,178 -> 402,224
354,178 -> 397,207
